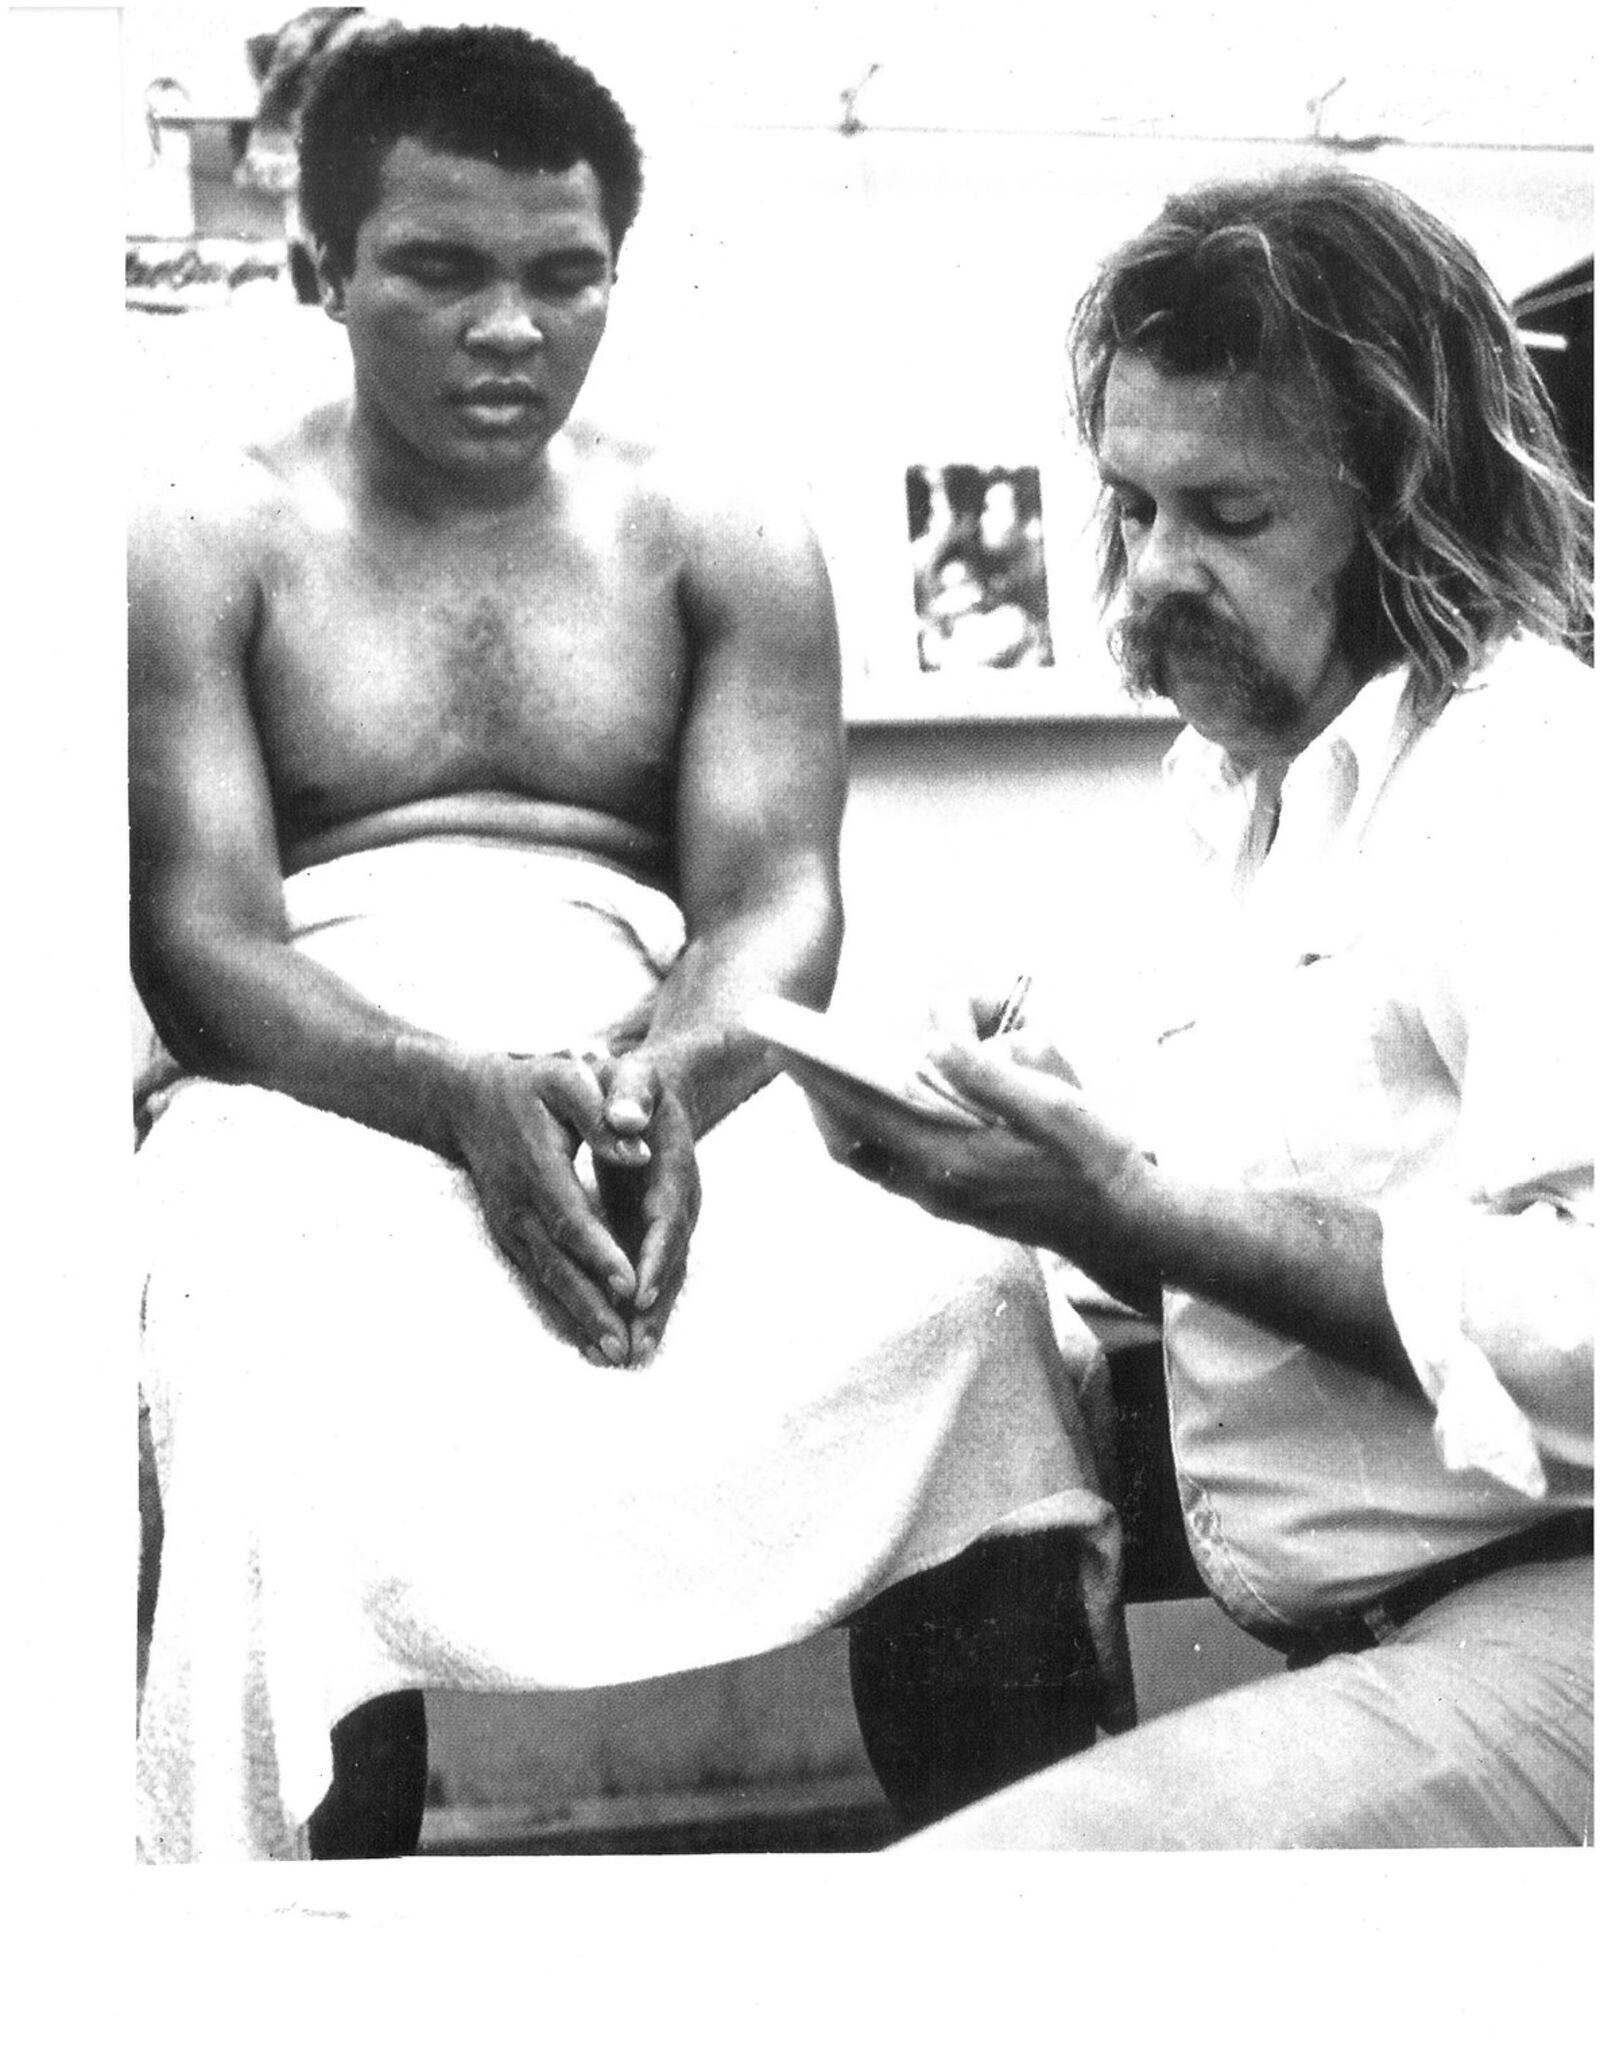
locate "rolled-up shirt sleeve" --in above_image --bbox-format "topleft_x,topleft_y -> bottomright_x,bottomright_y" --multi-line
1383,1185 -> 1592,1498
1379,751 -> 1594,1496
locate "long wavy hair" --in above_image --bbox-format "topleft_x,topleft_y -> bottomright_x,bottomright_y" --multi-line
1070,167 -> 1592,701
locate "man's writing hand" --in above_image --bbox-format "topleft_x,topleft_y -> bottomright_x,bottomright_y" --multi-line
925,1037 -> 1142,1224
448,1053 -> 639,1364
595,1055 -> 702,1364
785,1033 -> 1142,1255
929,986 -> 1083,1084
911,987 -> 1082,1116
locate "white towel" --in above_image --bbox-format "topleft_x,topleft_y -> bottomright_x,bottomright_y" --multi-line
135,840 -> 1123,1860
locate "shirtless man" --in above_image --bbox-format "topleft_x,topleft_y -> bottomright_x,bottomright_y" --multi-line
132,30 -> 843,1367
131,26 -> 1107,1859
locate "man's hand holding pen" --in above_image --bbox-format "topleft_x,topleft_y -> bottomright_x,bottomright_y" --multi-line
794,991 -> 1160,1318
908,973 -> 1081,1118
788,976 -> 1121,1232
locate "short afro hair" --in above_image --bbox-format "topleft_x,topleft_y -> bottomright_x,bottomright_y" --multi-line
298,24 -> 644,277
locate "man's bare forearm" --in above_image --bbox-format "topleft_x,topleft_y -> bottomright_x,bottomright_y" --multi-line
1092,1164 -> 1416,1385
622,886 -> 843,1136
138,926 -> 482,1161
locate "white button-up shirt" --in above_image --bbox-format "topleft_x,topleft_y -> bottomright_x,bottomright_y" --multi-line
1132,635 -> 1593,1636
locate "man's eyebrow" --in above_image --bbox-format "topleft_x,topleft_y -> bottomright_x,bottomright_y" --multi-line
383,235 -> 478,259
383,235 -> 606,267
1097,464 -> 1285,495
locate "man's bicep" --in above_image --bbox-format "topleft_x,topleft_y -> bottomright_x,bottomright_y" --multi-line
673,499 -> 847,925
129,499 -> 287,944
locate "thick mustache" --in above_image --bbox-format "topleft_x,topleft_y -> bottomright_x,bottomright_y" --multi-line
1122,594 -> 1228,653
1113,595 -> 1258,686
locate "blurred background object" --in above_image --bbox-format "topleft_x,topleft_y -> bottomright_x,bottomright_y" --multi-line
129,8 -> 395,303
235,8 -> 398,299
1516,257 -> 1594,657
908,463 -> 1055,673
1516,256 -> 1594,492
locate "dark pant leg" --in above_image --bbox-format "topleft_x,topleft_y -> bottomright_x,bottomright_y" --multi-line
847,1527 -> 1102,1831
847,1336 -> 1205,1833
306,1691 -> 430,1859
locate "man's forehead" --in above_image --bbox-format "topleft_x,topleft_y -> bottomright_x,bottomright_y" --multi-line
369,137 -> 609,243
1100,352 -> 1333,481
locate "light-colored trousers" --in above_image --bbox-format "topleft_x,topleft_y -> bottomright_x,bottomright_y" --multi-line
903,1549 -> 1592,1848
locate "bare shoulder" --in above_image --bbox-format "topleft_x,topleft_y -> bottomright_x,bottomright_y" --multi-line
130,435 -> 275,597
128,450 -> 269,712
575,417 -> 831,601
129,407 -> 348,729
129,400 -> 342,583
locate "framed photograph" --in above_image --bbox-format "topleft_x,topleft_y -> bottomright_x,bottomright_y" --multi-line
833,446 -> 1165,726
908,463 -> 1056,674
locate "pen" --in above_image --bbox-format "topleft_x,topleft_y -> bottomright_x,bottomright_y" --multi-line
992,972 -> 1033,1038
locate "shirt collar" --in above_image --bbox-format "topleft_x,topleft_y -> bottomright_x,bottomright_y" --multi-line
1318,659 -> 1412,797
1164,661 -> 1415,865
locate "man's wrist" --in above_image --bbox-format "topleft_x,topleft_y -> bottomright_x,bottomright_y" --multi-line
625,1026 -> 775,1139
1069,1148 -> 1171,1293
393,1032 -> 494,1164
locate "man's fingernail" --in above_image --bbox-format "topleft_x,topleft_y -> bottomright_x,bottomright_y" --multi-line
634,1287 -> 657,1312
609,1275 -> 632,1301
601,1335 -> 627,1365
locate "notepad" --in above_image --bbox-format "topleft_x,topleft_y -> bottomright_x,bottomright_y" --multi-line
741,994 -> 992,1128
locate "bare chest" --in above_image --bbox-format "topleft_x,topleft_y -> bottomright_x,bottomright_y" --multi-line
250,523 -> 688,841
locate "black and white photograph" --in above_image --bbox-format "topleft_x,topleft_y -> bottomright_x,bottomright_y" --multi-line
907,462 -> 1056,675
9,0 -> 1593,2050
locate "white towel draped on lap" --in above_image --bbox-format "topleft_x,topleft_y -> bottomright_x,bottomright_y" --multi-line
135,839 -> 1124,1861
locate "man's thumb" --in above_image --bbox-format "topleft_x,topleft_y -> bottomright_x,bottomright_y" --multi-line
604,1058 -> 656,1134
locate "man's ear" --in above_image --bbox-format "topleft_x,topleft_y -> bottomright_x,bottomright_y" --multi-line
313,245 -> 349,323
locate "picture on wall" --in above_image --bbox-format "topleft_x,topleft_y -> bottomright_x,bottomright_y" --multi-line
820,447 -> 1171,724
906,462 -> 1055,673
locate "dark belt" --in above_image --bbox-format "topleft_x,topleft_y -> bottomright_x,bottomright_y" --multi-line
1274,1509 -> 1593,1671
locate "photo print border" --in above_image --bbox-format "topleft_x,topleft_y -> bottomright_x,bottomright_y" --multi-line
831,444 -> 1174,725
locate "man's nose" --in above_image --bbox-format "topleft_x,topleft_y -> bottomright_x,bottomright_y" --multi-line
1127,513 -> 1210,601
465,286 -> 544,354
